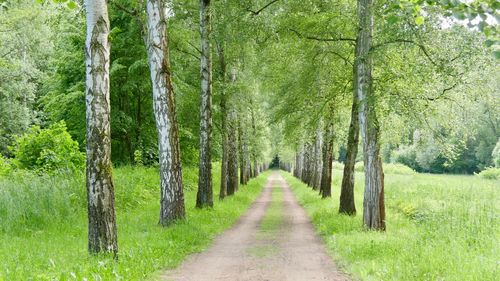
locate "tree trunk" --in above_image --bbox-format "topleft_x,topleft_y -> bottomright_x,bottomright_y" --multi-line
238,121 -> 248,185
312,123 -> 323,190
243,136 -> 250,184
196,0 -> 213,208
320,122 -> 334,198
295,145 -> 304,179
339,92 -> 359,215
84,0 -> 118,256
303,143 -> 313,185
355,0 -> 385,230
227,108 -> 239,195
145,0 -> 186,225
217,43 -> 228,200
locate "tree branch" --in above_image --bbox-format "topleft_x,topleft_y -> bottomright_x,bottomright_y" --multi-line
371,39 -> 438,67
324,51 -> 353,66
172,46 -> 200,60
247,0 -> 280,16
109,0 -> 138,16
187,41 -> 202,55
289,28 -> 356,43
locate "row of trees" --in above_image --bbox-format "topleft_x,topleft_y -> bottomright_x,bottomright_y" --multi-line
1,0 -> 497,254
1,0 -> 274,256
266,0 -> 498,231
82,0 -> 276,256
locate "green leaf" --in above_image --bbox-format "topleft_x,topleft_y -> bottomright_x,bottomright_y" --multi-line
484,39 -> 494,48
494,50 -> 500,60
453,11 -> 466,20
415,16 -> 425,25
478,21 -> 487,31
387,15 -> 399,25
67,1 -> 77,9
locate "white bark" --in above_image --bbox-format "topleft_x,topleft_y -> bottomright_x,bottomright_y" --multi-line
196,0 -> 213,207
355,0 -> 385,230
84,0 -> 118,255
145,0 -> 185,225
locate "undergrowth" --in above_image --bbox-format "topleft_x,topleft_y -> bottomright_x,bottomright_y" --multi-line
0,165 -> 268,280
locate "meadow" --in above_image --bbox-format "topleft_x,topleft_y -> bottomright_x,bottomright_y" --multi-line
0,165 -> 268,280
284,168 -> 499,281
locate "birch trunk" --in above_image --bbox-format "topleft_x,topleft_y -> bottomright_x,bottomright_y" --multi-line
145,0 -> 185,225
85,0 -> 118,256
243,135 -> 251,184
227,108 -> 239,195
339,93 -> 359,215
320,122 -> 334,198
355,0 -> 385,230
302,143 -> 311,184
296,145 -> 304,179
217,43 -> 228,200
196,0 -> 213,208
312,123 -> 323,190
238,121 -> 250,185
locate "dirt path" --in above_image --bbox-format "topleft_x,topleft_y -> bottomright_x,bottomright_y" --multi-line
161,172 -> 350,281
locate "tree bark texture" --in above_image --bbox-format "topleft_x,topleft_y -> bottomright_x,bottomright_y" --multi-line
320,122 -> 334,198
196,0 -> 213,208
85,0 -> 118,256
355,0 -> 385,230
302,143 -> 312,185
238,122 -> 249,185
311,123 -> 323,190
217,43 -> 228,200
145,0 -> 186,225
227,108 -> 239,195
339,92 -> 360,215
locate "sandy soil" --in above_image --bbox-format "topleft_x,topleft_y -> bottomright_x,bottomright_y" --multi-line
161,172 -> 350,281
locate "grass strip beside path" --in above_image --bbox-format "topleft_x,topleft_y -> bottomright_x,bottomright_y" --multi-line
283,170 -> 499,281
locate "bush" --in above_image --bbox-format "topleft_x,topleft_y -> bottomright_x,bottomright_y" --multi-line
391,145 -> 419,170
355,161 -> 364,172
477,167 -> 500,180
11,121 -> 85,172
0,155 -> 11,176
332,161 -> 344,170
354,161 -> 415,175
383,163 -> 416,175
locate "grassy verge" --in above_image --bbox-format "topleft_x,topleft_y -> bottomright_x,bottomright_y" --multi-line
0,165 -> 269,280
283,170 -> 499,281
248,186 -> 284,258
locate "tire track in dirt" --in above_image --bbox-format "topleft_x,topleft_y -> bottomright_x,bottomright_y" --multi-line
161,172 -> 349,281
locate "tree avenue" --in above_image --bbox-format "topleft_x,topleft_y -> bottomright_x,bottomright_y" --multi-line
0,0 -> 498,276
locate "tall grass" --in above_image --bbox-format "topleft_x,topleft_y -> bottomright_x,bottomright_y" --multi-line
0,165 -> 268,280
284,170 -> 499,281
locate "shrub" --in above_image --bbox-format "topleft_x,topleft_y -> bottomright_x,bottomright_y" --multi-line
0,155 -> 11,176
332,161 -> 344,170
355,161 -> 364,172
383,163 -> 416,175
477,167 -> 500,180
391,145 -> 419,171
354,161 -> 415,175
134,149 -> 144,166
11,121 -> 85,172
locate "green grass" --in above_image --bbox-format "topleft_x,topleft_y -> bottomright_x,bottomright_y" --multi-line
0,165 -> 268,280
258,187 -> 284,238
248,186 -> 284,258
283,170 -> 499,281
